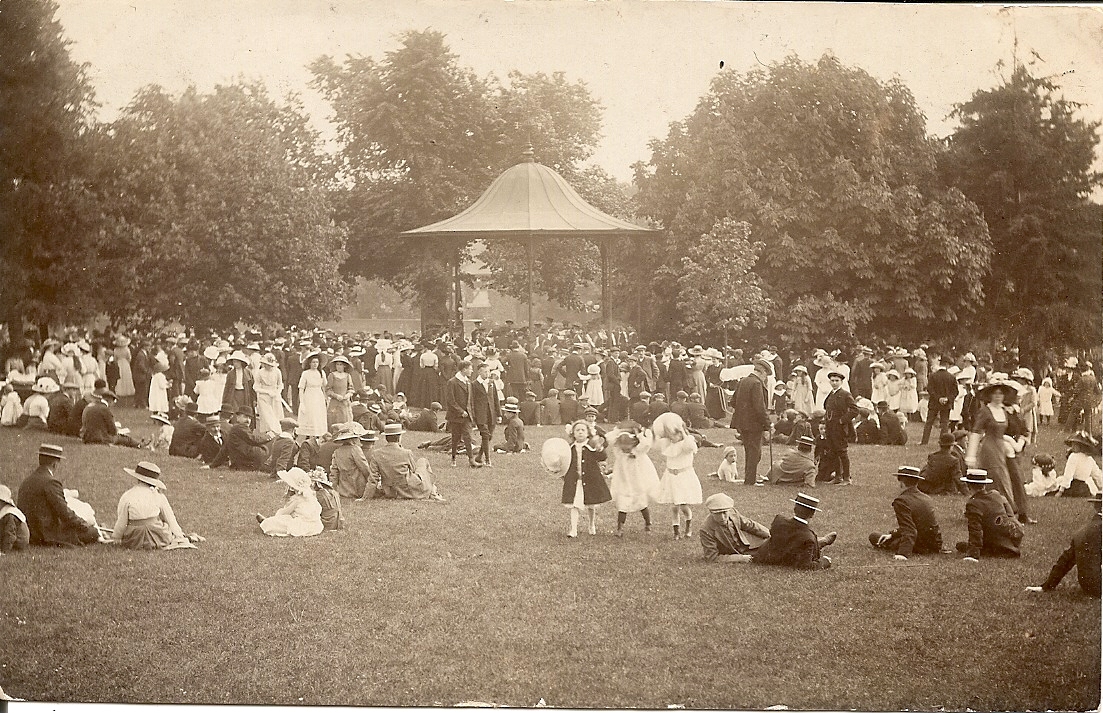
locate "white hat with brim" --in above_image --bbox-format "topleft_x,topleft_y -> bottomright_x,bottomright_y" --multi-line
150,413 -> 171,426
202,346 -> 221,361
32,377 -> 60,394
227,351 -> 250,365
328,355 -> 351,368
277,468 -> 313,493
260,353 -> 279,367
124,462 -> 167,490
0,484 -> 14,506
961,468 -> 993,484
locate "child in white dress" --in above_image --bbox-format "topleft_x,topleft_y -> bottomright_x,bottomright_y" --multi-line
653,412 -> 703,540
605,426 -> 659,536
0,385 -> 23,427
148,362 -> 170,415
1037,378 -> 1059,426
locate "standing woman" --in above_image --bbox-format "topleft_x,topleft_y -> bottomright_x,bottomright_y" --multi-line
113,335 -> 135,401
297,353 -> 328,438
59,343 -> 84,402
221,351 -> 255,418
38,340 -> 64,384
966,380 -> 1024,517
885,370 -> 902,412
689,346 -> 708,398
326,355 -> 354,427
255,353 -> 285,435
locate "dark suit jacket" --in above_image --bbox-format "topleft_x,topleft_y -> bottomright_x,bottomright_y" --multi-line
16,465 -> 99,546
265,436 -> 299,476
221,367 -> 256,410
444,376 -> 473,423
210,423 -> 270,470
918,449 -> 963,495
878,411 -> 908,445
890,487 -> 943,556
169,416 -> 206,458
519,400 -> 540,426
753,515 -> 828,570
66,395 -> 93,436
560,443 -> 610,505
503,349 -> 530,385
198,430 -> 223,464
470,378 -> 500,427
46,392 -> 72,434
850,356 -> 873,399
1043,513 -> 1101,597
80,400 -> 118,444
732,372 -> 771,433
629,399 -> 651,426
961,489 -> 1021,559
927,368 -> 959,403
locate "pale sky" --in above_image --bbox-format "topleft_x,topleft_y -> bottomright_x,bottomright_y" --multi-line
54,1 -> 1103,183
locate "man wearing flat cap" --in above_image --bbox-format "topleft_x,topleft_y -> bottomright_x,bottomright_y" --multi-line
17,444 -> 100,547
699,493 -> 771,563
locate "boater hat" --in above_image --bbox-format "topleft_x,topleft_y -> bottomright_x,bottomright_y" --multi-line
791,492 -> 822,512
382,422 -> 405,437
894,465 -> 924,480
123,461 -> 167,490
359,429 -> 378,443
39,444 -> 65,460
150,413 -> 171,427
797,435 -> 816,448
961,468 -> 993,484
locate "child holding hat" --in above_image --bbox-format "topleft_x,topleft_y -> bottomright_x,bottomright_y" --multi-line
604,424 -> 659,536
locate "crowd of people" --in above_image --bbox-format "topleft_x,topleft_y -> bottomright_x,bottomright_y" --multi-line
0,322 -> 1099,596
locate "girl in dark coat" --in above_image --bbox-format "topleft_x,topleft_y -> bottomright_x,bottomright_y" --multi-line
561,420 -> 610,538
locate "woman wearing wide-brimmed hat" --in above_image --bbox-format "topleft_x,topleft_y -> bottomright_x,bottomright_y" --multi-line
296,352 -> 328,438
112,335 -> 135,399
325,355 -> 354,427
966,379 -> 1026,518
329,425 -> 373,500
254,353 -> 285,435
257,468 -> 323,537
110,462 -> 195,551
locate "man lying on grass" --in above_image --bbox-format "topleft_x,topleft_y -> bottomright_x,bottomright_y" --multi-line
752,492 -> 836,570
698,493 -> 770,563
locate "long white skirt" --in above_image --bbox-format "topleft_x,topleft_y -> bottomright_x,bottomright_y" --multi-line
298,386 -> 328,437
256,393 -> 284,435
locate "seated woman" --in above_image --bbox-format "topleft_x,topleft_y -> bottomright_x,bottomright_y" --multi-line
1056,433 -> 1102,498
111,461 -> 196,550
256,468 -> 324,537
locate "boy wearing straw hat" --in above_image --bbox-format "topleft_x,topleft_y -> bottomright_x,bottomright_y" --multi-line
954,469 -> 1022,561
752,492 -> 836,570
16,444 -> 101,547
869,466 -> 947,560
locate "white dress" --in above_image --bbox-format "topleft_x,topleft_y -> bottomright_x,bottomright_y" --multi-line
1,392 -> 23,426
297,369 -> 328,437
899,377 -> 919,414
655,434 -> 703,505
607,429 -> 659,512
260,492 -> 323,537
194,377 -> 223,415
581,374 -> 604,407
113,346 -> 135,397
148,372 -> 169,413
255,366 -> 285,434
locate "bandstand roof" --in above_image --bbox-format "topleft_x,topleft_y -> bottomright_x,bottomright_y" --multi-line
401,149 -> 656,241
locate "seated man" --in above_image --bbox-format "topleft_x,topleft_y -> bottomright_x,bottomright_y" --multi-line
264,417 -> 300,477
917,433 -> 964,496
628,392 -> 652,426
169,402 -> 206,458
16,444 -> 101,547
769,435 -> 817,487
330,425 -> 374,499
699,493 -> 770,563
955,469 -> 1023,560
65,379 -> 105,437
854,406 -> 881,445
406,402 -> 445,432
648,392 -> 671,424
197,415 -> 224,464
368,422 -> 444,501
80,389 -> 140,448
772,409 -> 799,443
752,492 -> 836,570
1027,494 -> 1101,597
876,401 -> 907,445
494,401 -> 529,453
205,407 -> 272,471
869,466 -> 947,559
684,393 -> 712,430
518,391 -> 540,426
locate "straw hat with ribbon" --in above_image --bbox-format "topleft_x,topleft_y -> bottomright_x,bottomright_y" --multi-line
123,461 -> 167,490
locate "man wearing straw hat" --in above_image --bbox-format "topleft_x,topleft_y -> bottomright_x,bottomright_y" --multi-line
868,466 -> 948,560
16,444 -> 100,547
752,492 -> 836,570
954,469 -> 1022,561
369,422 -> 445,501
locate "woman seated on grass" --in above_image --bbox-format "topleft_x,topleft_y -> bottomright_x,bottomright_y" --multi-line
256,468 -> 323,538
111,461 -> 196,550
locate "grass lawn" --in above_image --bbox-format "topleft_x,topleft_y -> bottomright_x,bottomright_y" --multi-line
0,408 -> 1099,710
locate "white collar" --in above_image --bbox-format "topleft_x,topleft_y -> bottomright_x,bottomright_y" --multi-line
454,372 -> 469,384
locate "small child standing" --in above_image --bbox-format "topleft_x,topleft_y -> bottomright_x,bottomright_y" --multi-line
560,419 -> 610,538
605,426 -> 659,536
1037,377 -> 1059,426
771,382 -> 789,416
0,384 -> 23,427
712,445 -> 740,483
148,362 -> 170,416
194,367 -> 222,416
654,412 -> 703,540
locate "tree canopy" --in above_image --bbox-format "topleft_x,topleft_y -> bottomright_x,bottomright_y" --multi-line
943,63 -> 1102,360
632,54 -> 992,347
91,82 -> 349,330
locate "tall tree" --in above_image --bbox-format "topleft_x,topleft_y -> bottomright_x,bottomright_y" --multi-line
943,63 -> 1102,361
632,54 -> 991,347
311,36 -> 618,328
0,0 -> 101,334
93,82 -> 349,330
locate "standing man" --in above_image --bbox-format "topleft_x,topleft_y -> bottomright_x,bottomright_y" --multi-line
558,345 -> 585,396
820,370 -> 859,486
503,341 -> 531,401
920,362 -> 959,445
168,333 -> 187,400
470,361 -> 501,467
850,345 -> 874,401
444,360 -> 481,469
17,444 -> 100,547
731,359 -> 772,486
